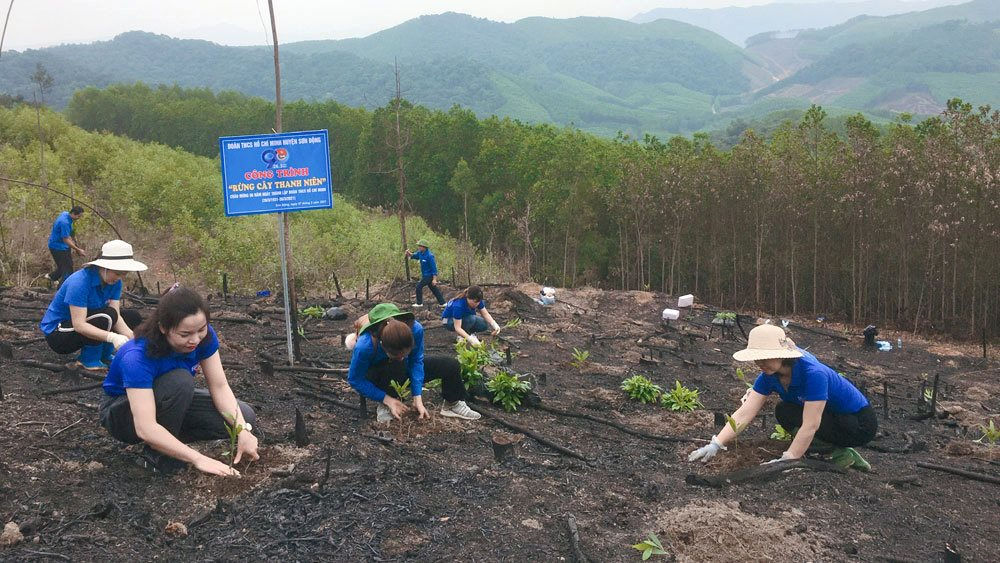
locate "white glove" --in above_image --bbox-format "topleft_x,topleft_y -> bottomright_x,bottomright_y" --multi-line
345,332 -> 358,351
688,436 -> 726,462
466,334 -> 482,347
106,331 -> 130,350
762,451 -> 797,465
490,321 -> 501,335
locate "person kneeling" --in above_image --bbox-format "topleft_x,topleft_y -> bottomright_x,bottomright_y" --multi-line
688,324 -> 876,471
100,286 -> 258,476
347,303 -> 481,424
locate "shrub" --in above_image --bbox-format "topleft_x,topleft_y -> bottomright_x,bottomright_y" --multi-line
486,371 -> 532,412
660,380 -> 703,412
621,375 -> 662,404
571,347 -> 590,368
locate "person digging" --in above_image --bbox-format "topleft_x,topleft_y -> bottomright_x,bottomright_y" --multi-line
688,324 -> 876,471
405,239 -> 446,308
346,303 -> 481,424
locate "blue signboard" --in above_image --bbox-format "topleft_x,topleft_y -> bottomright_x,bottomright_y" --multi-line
219,130 -> 333,216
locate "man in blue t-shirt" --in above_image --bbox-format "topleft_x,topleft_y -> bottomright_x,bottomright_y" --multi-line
46,206 -> 86,284
689,324 -> 877,471
405,239 -> 445,307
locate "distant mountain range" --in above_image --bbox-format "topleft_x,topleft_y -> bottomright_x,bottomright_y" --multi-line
0,0 -> 996,138
631,0 -> 965,46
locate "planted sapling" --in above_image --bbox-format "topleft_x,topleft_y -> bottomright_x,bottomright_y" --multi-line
632,532 -> 668,560
503,317 -> 523,329
486,371 -> 532,412
735,367 -> 752,389
570,347 -> 590,369
299,305 -> 325,319
455,339 -> 487,390
389,378 -> 412,402
221,412 -> 244,473
714,311 -> 736,324
621,375 -> 662,404
660,380 -> 703,412
770,424 -> 794,441
725,414 -> 747,450
975,419 -> 1000,446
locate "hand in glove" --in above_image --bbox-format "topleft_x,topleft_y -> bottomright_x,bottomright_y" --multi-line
345,332 -> 358,351
688,436 -> 726,462
762,451 -> 797,465
490,321 -> 501,336
106,331 -> 130,350
466,334 -> 482,347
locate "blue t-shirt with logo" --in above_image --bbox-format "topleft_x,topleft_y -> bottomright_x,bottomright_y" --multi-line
752,349 -> 869,414
48,211 -> 74,251
347,320 -> 425,401
102,325 -> 221,397
40,267 -> 122,334
441,297 -> 486,320
410,248 -> 438,278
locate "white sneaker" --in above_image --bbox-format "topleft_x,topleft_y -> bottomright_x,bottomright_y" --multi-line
440,400 -> 481,421
376,403 -> 393,424
412,303 -> 424,308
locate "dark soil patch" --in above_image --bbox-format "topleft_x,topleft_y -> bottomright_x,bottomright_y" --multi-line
2,281 -> 1000,561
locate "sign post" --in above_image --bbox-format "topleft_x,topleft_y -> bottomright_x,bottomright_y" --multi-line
219,130 -> 333,363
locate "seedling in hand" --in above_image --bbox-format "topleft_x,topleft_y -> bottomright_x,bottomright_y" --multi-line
621,375 -> 662,404
632,532 -> 668,560
221,412 -> 244,473
660,380 -> 703,412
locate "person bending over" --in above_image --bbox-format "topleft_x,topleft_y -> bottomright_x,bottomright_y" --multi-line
40,240 -> 146,370
441,285 -> 500,347
347,303 -> 481,424
689,324 -> 876,471
100,286 -> 259,476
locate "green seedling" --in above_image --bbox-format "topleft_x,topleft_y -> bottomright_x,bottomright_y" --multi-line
975,419 -> 1000,446
503,317 -> 523,329
486,371 -> 532,412
632,532 -> 668,560
770,424 -> 794,441
221,412 -> 244,472
735,367 -> 752,389
422,379 -> 442,391
296,326 -> 307,339
725,414 -> 747,449
299,305 -> 325,319
660,380 -> 703,412
714,311 -> 737,322
455,339 -> 488,390
389,378 -> 412,402
621,375 -> 662,404
923,387 -> 935,404
570,347 -> 590,369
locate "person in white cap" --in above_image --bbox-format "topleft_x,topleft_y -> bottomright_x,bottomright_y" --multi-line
40,240 -> 147,370
688,324 -> 876,470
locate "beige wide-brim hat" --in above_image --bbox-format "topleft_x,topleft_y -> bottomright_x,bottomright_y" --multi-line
732,324 -> 803,362
84,239 -> 148,272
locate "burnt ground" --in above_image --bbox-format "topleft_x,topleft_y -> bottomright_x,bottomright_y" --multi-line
2,281 -> 1000,562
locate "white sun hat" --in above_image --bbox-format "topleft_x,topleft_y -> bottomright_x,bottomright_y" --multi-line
84,240 -> 148,272
732,324 -> 803,362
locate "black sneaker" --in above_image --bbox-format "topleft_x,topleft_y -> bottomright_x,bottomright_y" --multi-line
138,446 -> 188,475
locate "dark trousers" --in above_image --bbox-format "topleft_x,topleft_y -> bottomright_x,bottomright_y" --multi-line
415,276 -> 445,305
49,248 -> 74,283
775,401 -> 878,447
445,314 -> 489,334
44,307 -> 143,354
367,355 -> 466,402
100,369 -> 257,445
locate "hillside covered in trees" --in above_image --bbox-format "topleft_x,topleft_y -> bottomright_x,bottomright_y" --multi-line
0,1 -> 996,137
32,84 -> 1000,337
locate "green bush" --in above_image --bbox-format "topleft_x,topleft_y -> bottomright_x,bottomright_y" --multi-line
659,380 -> 703,412
486,371 -> 532,412
621,375 -> 662,404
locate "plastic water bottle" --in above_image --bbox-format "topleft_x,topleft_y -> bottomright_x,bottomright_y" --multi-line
897,337 -> 902,350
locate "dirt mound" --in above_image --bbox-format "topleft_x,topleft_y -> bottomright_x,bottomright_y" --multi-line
655,499 -> 832,562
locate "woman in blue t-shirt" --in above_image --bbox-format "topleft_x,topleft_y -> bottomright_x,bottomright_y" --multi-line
441,286 -> 501,347
40,239 -> 146,370
689,324 -> 876,470
99,286 -> 258,476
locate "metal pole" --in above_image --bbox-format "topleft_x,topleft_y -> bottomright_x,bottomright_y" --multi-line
278,213 -> 294,363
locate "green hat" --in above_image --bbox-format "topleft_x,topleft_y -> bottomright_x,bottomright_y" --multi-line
359,303 -> 415,334
416,239 -> 430,248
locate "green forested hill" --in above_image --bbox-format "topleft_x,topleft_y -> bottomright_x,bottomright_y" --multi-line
0,4 -> 996,138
